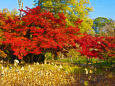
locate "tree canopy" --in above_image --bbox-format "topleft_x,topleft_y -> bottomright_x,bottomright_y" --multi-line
93,17 -> 112,33
1,6 -> 82,59
33,0 -> 94,34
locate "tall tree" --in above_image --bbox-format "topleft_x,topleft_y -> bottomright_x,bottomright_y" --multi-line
93,17 -> 111,33
1,6 -> 82,59
33,0 -> 94,34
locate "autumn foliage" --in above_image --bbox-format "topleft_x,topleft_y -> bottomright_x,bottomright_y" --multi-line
0,6 -> 114,60
77,34 -> 115,59
0,6 -> 81,59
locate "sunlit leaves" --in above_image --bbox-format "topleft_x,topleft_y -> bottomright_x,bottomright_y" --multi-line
77,34 -> 115,59
1,6 -> 81,59
34,0 -> 94,34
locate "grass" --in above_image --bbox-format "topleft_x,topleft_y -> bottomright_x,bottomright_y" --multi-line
0,63 -> 75,86
0,58 -> 115,86
0,53 -> 115,86
57,57 -> 101,64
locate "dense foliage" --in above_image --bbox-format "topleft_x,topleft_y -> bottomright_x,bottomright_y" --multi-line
93,17 -> 113,33
0,6 -> 114,61
77,34 -> 115,59
0,6 -> 82,59
33,0 -> 94,34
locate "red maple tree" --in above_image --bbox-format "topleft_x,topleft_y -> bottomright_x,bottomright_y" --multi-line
77,34 -> 115,59
1,6 -> 81,59
1,6 -> 114,60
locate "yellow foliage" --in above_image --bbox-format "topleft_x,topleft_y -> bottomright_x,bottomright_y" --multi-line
0,8 -> 18,18
34,0 -> 94,34
0,50 -> 7,58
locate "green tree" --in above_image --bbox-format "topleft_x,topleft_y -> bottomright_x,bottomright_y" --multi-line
93,17 -> 111,33
33,0 -> 94,34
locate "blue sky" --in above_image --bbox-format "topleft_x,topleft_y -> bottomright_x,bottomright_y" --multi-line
0,0 -> 115,20
90,0 -> 115,20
